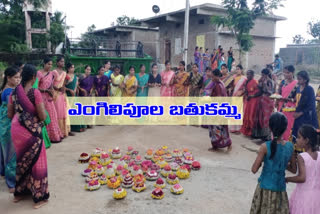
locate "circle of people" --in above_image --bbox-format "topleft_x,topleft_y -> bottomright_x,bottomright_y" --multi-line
0,44 -> 320,211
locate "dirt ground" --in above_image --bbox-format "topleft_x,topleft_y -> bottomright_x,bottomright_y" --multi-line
0,125 -> 297,214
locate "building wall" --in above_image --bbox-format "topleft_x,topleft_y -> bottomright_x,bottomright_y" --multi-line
133,29 -> 159,62
159,15 -> 219,67
250,19 -> 276,37
279,46 -> 320,66
158,15 -> 277,70
94,29 -> 159,60
247,37 -> 275,72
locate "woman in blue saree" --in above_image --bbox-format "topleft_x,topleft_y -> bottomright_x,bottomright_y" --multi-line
0,67 -> 20,192
136,64 -> 149,97
291,71 -> 319,145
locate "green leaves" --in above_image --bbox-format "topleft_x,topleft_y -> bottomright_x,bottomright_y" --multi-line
115,15 -> 140,26
308,20 -> 320,41
211,0 -> 284,54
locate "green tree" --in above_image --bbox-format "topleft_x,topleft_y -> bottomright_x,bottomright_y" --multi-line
211,0 -> 284,62
292,34 -> 305,45
78,25 -> 99,48
0,0 -> 66,53
115,15 -> 140,26
49,11 -> 67,52
308,20 -> 320,42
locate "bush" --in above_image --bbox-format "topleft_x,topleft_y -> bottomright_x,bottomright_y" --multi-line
0,61 -> 8,89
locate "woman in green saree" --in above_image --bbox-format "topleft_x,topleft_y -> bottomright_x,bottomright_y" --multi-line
32,75 -> 52,149
65,63 -> 86,132
0,67 -> 20,192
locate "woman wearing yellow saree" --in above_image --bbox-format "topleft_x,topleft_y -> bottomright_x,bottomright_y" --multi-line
110,65 -> 124,97
123,66 -> 138,97
174,61 -> 190,96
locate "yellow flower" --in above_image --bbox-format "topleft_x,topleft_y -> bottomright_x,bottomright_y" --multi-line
107,177 -> 121,189
113,189 -> 127,199
132,185 -> 146,192
176,170 -> 190,179
154,183 -> 166,189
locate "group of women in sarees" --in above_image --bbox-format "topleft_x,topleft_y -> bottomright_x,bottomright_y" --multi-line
1,55 -> 319,210
204,61 -> 319,153
240,65 -> 319,146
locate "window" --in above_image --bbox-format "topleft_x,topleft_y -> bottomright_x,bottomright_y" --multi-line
198,19 -> 205,25
176,23 -> 181,28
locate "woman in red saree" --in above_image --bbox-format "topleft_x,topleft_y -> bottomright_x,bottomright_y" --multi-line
37,58 -> 63,143
240,70 -> 260,136
8,64 -> 49,209
229,64 -> 247,133
160,60 -> 175,96
208,69 -> 232,151
173,61 -> 190,96
252,68 -> 275,140
277,65 -> 298,141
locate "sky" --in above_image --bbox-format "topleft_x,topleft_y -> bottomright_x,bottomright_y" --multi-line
52,0 -> 320,52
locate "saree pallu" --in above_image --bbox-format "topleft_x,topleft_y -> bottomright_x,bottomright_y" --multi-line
230,75 -> 247,132
252,95 -> 274,139
136,74 -> 149,97
11,86 -> 49,203
123,75 -> 138,97
53,71 -> 69,137
202,76 -> 215,96
241,80 -> 260,136
110,74 -> 124,97
33,78 -> 51,149
174,72 -> 190,96
160,71 -> 175,97
66,75 -> 86,132
221,74 -> 234,96
94,75 -> 109,96
79,75 -> 94,96
189,72 -> 203,97
278,80 -> 298,141
37,71 -> 62,142
211,53 -> 218,70
0,99 -> 16,189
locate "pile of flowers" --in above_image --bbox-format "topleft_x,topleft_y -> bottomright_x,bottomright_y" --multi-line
79,146 -> 201,200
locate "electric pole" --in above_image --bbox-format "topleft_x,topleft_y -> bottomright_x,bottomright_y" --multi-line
183,0 -> 190,64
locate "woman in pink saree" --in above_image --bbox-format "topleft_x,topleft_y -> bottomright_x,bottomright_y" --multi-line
37,58 -> 63,143
53,56 -> 71,138
277,65 -> 298,141
8,64 -> 49,209
230,64 -> 247,133
160,60 -> 175,96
